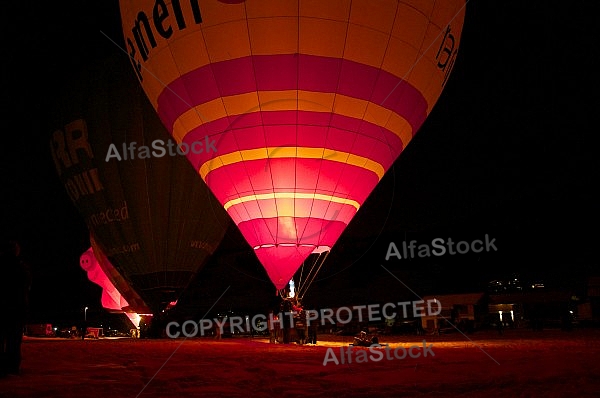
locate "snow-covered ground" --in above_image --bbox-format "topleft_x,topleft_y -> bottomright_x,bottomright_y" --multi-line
1,329 -> 599,397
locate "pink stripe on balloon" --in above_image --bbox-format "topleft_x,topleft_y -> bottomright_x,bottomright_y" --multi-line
226,197 -> 357,225
253,55 -> 298,91
182,111 -> 404,170
204,158 -> 380,206
237,217 -> 348,247
212,56 -> 257,96
157,54 -> 427,134
189,125 -> 396,169
254,245 -> 315,289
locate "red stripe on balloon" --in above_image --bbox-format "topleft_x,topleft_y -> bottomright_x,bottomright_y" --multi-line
254,245 -> 316,290
157,54 -> 427,134
237,217 -> 349,248
187,125 -> 396,169
182,111 -> 404,170
227,197 -> 357,226
201,110 -> 405,147
239,215 -> 351,289
204,158 -> 380,206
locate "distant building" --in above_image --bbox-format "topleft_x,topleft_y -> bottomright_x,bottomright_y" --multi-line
489,288 -> 575,329
577,276 -> 600,325
420,292 -> 487,333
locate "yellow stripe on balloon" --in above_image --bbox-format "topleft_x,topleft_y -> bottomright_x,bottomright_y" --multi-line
128,0 -> 464,111
223,192 -> 360,212
171,90 -> 413,144
199,147 -> 385,181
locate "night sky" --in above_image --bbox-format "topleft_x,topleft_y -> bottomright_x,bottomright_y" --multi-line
1,1 -> 597,326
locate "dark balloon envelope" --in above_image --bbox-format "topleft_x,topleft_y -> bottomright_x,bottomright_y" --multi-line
49,55 -> 229,314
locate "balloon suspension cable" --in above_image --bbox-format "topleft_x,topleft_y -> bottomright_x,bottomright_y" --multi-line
295,253 -> 318,299
296,252 -> 322,299
298,250 -> 330,300
297,258 -> 306,294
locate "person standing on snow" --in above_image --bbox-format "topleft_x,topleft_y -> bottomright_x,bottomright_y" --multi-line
0,239 -> 31,377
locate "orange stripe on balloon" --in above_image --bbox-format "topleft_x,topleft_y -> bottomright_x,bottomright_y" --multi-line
223,192 -> 360,212
172,90 -> 413,145
226,197 -> 357,225
199,147 -> 385,181
122,0 -> 463,113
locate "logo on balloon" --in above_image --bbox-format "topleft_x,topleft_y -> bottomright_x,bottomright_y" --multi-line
436,25 -> 460,87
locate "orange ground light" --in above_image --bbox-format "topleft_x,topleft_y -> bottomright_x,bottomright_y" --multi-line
1,328 -> 599,397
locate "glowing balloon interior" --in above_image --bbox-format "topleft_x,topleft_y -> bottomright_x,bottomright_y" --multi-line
89,233 -> 152,315
80,247 -> 143,328
120,0 -> 465,289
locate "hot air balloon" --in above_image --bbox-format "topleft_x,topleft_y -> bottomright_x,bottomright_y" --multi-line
80,243 -> 146,328
49,54 -> 229,314
88,231 -> 152,314
119,0 -> 465,292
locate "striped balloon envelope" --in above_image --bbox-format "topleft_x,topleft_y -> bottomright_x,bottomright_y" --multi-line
119,0 -> 466,289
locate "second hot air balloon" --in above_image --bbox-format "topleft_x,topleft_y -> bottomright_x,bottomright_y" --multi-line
50,54 -> 230,313
119,0 -> 465,289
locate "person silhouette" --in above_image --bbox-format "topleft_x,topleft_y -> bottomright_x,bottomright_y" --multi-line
306,305 -> 319,345
0,239 -> 31,376
280,298 -> 293,344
